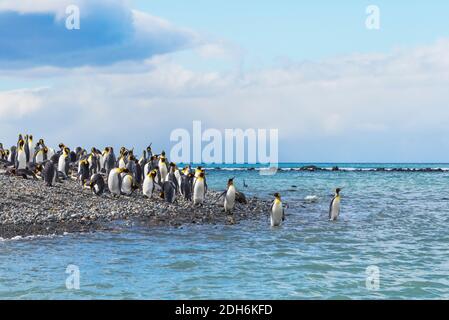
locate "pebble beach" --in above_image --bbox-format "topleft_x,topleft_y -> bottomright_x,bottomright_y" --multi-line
0,171 -> 269,239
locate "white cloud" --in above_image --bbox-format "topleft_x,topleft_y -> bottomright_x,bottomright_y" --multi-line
0,87 -> 46,118
2,39 -> 449,161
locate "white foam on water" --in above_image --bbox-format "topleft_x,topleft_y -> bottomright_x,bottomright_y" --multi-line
304,195 -> 319,203
0,233 -> 63,242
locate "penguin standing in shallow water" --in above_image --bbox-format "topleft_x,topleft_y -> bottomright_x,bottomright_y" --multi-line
329,188 -> 342,221
270,193 -> 285,227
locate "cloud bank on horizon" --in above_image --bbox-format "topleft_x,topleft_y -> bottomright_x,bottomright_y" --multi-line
1,0 -> 449,162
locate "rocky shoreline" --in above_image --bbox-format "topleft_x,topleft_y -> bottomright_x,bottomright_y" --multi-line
0,172 -> 270,239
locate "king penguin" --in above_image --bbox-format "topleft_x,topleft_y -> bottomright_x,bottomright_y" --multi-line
16,139 -> 27,170
329,188 -> 342,221
108,167 -> 124,197
158,154 -> 168,183
143,170 -> 157,198
89,173 -> 105,196
42,160 -> 56,187
120,169 -> 133,196
58,147 -> 70,178
193,171 -> 207,206
223,178 -> 236,213
270,193 -> 285,227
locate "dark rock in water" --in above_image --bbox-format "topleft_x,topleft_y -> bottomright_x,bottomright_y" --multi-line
248,167 -> 255,171
300,165 -> 319,171
291,185 -> 297,188
332,166 -> 339,171
376,167 -> 385,171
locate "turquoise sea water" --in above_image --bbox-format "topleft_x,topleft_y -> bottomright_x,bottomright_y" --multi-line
1,163 -> 449,299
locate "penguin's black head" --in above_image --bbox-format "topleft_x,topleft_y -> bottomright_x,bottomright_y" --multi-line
29,135 -> 33,140
274,192 -> 281,199
227,178 -> 234,186
335,188 -> 341,195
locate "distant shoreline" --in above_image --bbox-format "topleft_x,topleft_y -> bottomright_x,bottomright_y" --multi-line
192,165 -> 449,172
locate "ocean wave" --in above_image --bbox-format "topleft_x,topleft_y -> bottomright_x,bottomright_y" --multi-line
0,233 -> 65,242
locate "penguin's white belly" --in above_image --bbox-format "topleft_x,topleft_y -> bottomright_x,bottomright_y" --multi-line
193,181 -> 205,204
17,151 -> 27,169
119,158 -> 126,169
99,155 -> 105,170
144,163 -> 150,177
330,199 -> 340,220
35,152 -> 44,164
108,170 -> 121,196
7,152 -> 13,162
224,189 -> 236,211
174,171 -> 182,192
58,155 -> 66,172
121,174 -> 133,195
159,165 -> 168,182
271,202 -> 283,227
143,176 -> 154,198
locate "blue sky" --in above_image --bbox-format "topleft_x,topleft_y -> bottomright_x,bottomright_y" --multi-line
135,1 -> 449,64
1,0 -> 449,162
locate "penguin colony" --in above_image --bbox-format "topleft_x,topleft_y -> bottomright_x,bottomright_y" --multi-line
0,134 -> 343,228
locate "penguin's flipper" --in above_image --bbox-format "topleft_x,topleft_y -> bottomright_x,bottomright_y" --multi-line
118,173 -> 123,195
217,190 -> 226,200
328,197 -> 335,219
